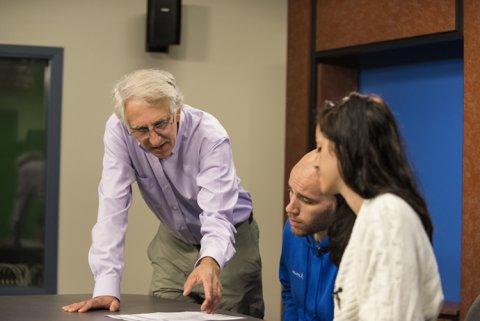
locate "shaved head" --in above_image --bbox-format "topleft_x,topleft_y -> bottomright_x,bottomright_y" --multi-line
290,150 -> 323,197
286,150 -> 336,238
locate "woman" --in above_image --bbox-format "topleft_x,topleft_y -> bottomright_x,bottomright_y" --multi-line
315,92 -> 443,321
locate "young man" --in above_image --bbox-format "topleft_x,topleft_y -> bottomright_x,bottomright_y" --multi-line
280,150 -> 352,321
63,69 -> 263,317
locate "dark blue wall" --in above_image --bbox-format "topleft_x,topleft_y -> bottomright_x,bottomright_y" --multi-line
359,59 -> 463,301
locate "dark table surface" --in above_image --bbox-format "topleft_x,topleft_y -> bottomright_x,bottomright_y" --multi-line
0,294 -> 262,321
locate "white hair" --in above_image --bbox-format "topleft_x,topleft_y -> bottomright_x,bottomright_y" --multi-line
112,69 -> 183,125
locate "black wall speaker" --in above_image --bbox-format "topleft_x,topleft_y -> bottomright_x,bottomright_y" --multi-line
146,0 -> 181,52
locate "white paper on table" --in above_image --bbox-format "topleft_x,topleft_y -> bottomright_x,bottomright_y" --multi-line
107,311 -> 245,321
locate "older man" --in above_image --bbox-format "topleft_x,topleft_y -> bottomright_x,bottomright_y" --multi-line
63,69 -> 264,317
280,151 -> 354,321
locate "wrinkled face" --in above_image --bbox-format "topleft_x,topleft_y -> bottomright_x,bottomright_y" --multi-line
315,125 -> 342,195
125,99 -> 179,159
285,166 -> 336,237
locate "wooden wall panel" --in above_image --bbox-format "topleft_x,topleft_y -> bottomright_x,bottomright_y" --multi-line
317,64 -> 358,108
316,0 -> 457,52
285,0 -> 312,206
461,1 -> 480,318
285,2 -> 359,210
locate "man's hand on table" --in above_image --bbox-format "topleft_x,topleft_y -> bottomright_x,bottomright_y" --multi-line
62,295 -> 120,313
183,256 -> 222,314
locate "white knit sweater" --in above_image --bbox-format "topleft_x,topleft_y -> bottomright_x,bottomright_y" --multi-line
333,193 -> 444,321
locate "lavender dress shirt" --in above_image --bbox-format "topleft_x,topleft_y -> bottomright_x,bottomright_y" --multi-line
88,105 -> 253,299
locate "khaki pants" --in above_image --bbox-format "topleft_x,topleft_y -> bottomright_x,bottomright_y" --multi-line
147,218 -> 265,319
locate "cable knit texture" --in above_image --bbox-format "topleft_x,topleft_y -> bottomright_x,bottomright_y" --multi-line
333,193 -> 444,321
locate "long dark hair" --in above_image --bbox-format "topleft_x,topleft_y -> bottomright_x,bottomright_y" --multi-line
328,194 -> 356,266
317,92 -> 433,241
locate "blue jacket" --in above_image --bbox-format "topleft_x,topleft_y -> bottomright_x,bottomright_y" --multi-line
279,221 -> 338,321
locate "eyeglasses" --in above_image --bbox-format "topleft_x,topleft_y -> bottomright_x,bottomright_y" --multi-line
129,114 -> 174,139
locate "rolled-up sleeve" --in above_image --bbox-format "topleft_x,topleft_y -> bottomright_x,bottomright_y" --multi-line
196,138 -> 238,269
88,119 -> 136,299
